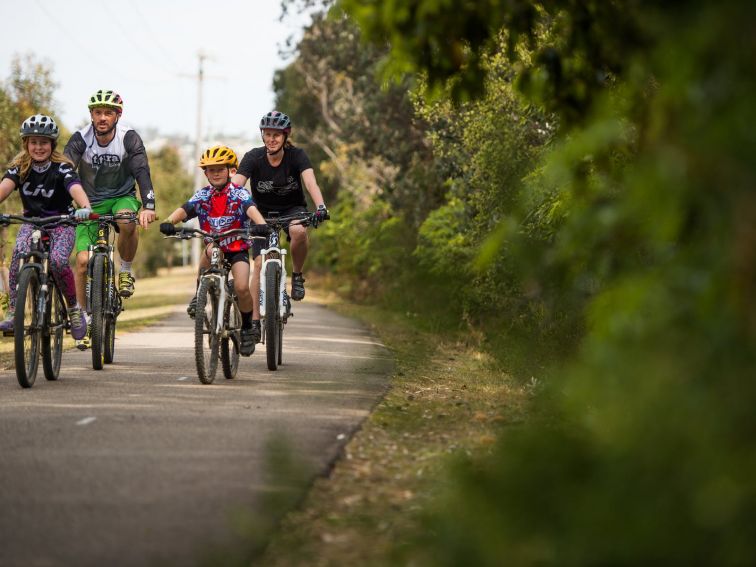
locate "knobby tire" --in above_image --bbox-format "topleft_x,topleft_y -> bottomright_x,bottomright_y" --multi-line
265,264 -> 281,371
90,255 -> 106,370
14,268 -> 40,388
221,296 -> 240,379
104,274 -> 118,364
42,283 -> 65,380
195,278 -> 219,384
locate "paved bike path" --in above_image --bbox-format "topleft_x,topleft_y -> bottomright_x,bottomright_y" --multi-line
0,302 -> 392,567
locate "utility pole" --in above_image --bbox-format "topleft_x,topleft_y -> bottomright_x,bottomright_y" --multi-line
188,51 -> 207,266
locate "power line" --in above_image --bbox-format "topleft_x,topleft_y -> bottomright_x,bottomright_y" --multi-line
130,0 -> 185,72
100,1 -> 178,76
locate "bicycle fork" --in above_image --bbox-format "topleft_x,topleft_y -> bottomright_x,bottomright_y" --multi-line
259,249 -> 287,319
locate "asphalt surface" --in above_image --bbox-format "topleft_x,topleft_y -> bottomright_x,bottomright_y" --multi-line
0,302 -> 392,567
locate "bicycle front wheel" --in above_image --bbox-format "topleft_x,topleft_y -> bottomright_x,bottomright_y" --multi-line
195,278 -> 220,384
42,283 -> 65,381
221,298 -> 240,379
265,264 -> 281,371
104,284 -> 119,364
14,268 -> 41,388
90,254 -> 106,370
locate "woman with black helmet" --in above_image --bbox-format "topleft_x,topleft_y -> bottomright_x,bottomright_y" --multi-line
232,110 -> 328,343
0,115 -> 92,340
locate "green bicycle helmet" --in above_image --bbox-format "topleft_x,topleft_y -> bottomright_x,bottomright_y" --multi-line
88,89 -> 124,113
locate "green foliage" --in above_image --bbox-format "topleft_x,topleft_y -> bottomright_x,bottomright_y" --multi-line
136,146 -> 193,276
286,0 -> 756,563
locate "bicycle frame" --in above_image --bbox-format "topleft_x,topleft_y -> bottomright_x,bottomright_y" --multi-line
19,229 -> 56,334
202,246 -> 231,336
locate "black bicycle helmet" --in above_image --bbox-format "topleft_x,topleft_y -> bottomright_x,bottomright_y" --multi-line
259,110 -> 292,134
20,114 -> 60,140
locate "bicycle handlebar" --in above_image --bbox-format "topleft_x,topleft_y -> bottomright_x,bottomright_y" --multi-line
0,213 -> 79,227
87,212 -> 139,222
163,225 -> 271,241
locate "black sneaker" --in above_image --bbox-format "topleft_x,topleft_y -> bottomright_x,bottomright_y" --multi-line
187,295 -> 197,319
291,272 -> 305,301
251,320 -> 262,343
240,327 -> 255,356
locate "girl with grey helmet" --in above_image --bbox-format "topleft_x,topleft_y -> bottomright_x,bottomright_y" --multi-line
0,115 -> 92,340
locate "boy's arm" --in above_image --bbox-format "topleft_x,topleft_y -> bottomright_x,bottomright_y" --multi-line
246,205 -> 266,225
164,207 -> 189,225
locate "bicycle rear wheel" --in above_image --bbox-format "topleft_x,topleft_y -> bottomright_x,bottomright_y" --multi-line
195,278 -> 220,384
221,298 -> 240,379
90,254 -> 106,370
42,283 -> 65,381
265,264 -> 281,371
14,268 -> 41,388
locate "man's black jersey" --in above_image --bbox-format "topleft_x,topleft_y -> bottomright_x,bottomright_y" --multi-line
237,146 -> 313,211
2,161 -> 80,217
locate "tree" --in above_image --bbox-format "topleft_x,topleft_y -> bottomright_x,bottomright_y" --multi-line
136,146 -> 193,276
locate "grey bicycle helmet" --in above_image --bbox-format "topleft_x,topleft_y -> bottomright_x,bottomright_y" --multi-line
20,114 -> 60,140
259,110 -> 292,134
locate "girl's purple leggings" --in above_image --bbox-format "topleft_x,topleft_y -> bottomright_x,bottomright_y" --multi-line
8,223 -> 77,311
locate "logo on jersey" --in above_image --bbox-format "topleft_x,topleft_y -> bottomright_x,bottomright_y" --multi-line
92,154 -> 121,168
207,215 -> 235,232
21,182 -> 54,199
257,177 -> 298,195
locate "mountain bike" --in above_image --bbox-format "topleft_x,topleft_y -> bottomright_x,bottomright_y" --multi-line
255,211 -> 325,371
163,226 -> 268,384
0,214 -> 78,388
84,212 -> 136,370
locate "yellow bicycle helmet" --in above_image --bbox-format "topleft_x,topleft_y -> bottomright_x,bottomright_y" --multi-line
198,145 -> 238,169
88,89 -> 124,113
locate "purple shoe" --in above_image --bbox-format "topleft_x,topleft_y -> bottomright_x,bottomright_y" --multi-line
68,306 -> 88,340
0,315 -> 14,332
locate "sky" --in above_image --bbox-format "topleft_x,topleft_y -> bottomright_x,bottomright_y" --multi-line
1,0 -> 311,140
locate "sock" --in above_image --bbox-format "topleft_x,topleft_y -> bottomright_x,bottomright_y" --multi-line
120,261 -> 132,273
241,311 -> 252,329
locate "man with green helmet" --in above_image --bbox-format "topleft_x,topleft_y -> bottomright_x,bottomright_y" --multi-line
64,89 -> 157,349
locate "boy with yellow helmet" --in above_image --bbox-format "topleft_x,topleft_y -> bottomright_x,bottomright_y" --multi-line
160,145 -> 266,356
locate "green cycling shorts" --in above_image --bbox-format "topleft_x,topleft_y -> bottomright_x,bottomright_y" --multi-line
75,195 -> 141,253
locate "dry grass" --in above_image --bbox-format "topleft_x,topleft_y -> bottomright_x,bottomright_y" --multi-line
258,294 -> 533,566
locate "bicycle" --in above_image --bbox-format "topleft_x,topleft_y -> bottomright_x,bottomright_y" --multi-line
163,226 -> 269,384
0,213 -> 79,388
254,211 -> 326,371
83,212 -> 136,370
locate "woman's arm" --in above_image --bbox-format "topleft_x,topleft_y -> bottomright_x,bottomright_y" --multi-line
301,169 -> 325,208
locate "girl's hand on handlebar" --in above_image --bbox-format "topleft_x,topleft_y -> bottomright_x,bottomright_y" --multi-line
74,207 -> 91,221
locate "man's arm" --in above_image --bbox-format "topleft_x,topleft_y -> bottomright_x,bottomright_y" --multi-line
63,131 -> 86,168
124,130 -> 157,228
